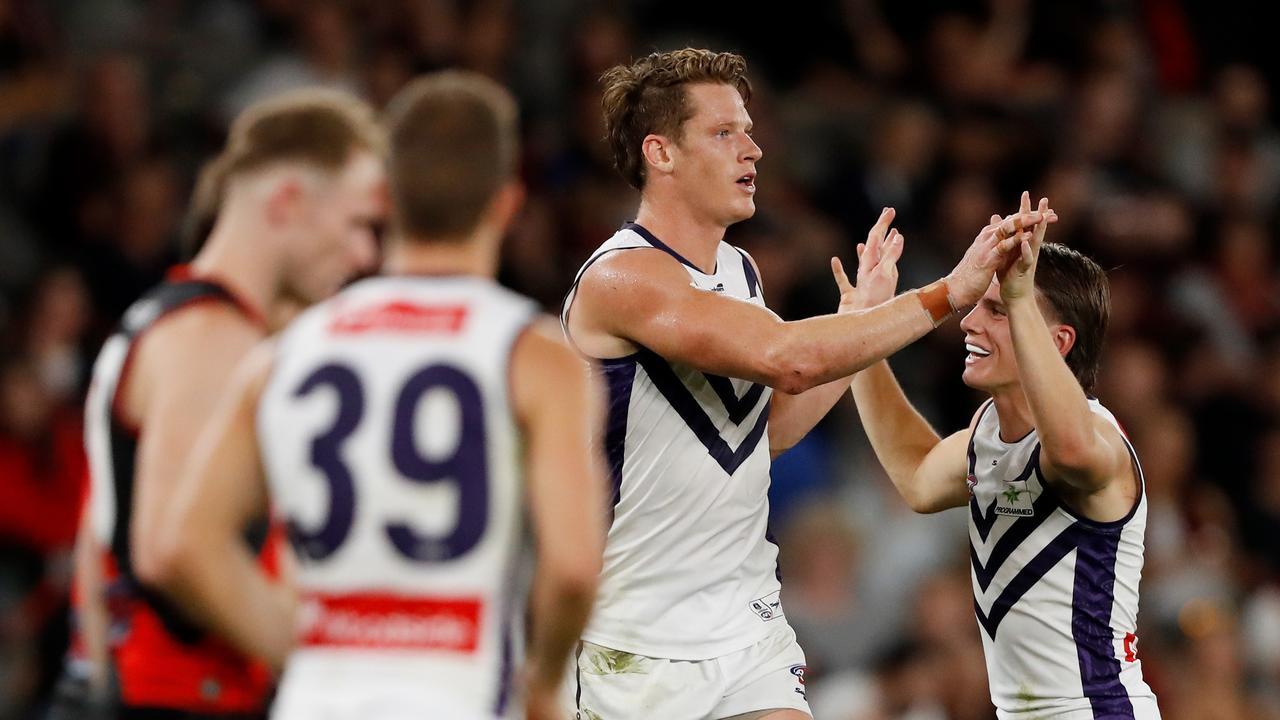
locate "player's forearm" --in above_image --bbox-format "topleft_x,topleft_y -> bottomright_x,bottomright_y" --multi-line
1006,299 -> 1098,471
770,290 -> 937,394
526,568 -> 595,689
850,361 -> 943,499
176,540 -> 294,670
768,376 -> 854,457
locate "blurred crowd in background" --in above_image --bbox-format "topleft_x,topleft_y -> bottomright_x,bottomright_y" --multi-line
1,0 -> 1278,718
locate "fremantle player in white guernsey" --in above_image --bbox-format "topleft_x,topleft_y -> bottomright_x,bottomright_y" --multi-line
850,194 -> 1161,719
159,72 -> 606,720
563,48 -> 1043,720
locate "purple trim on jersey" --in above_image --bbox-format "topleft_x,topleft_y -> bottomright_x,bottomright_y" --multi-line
734,246 -> 760,298
974,525 -> 1079,640
765,526 -> 782,582
703,373 -> 767,425
968,401 -> 1000,541
623,222 -> 716,274
970,495 -> 999,542
493,615 -> 514,715
970,446 -> 1057,592
573,643 -> 584,711
1071,528 -> 1135,718
492,487 -> 525,717
601,355 -> 638,519
634,348 -> 770,476
559,246 -> 647,358
969,496 -> 1058,593
1037,442 -> 1145,532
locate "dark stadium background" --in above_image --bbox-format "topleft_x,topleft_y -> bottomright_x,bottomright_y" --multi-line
1,1 -> 1278,717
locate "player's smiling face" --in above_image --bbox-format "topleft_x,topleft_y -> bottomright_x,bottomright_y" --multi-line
960,279 -> 1074,394
668,82 -> 761,226
960,279 -> 1019,392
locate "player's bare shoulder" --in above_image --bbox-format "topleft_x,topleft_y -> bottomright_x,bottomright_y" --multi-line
575,247 -> 691,312
568,247 -> 692,357
123,300 -> 265,413
511,317 -> 597,421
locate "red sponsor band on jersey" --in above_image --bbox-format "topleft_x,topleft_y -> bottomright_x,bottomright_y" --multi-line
329,301 -> 469,334
298,592 -> 483,652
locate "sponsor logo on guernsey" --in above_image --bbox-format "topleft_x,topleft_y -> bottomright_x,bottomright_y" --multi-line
994,480 -> 1034,516
749,590 -> 784,622
329,301 -> 469,335
297,593 -> 482,652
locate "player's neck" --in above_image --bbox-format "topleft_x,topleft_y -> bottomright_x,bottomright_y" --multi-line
990,388 -> 1035,443
635,196 -> 725,273
190,215 -> 278,322
382,234 -> 496,279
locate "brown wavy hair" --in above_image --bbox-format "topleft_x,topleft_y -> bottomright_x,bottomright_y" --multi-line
1035,243 -> 1111,394
600,48 -> 752,189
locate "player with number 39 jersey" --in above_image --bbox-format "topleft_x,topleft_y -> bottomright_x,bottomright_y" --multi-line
258,276 -> 538,716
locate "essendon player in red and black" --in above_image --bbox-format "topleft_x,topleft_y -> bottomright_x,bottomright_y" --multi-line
66,89 -> 386,720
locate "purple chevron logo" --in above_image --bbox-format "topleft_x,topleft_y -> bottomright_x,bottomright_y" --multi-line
635,349 -> 770,476
704,373 -> 767,425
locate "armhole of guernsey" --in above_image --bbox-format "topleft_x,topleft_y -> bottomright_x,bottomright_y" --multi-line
1046,400 -> 1146,530
560,230 -> 653,358
731,245 -> 760,299
95,280 -> 246,556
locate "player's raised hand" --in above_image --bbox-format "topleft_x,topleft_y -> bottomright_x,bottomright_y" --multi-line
945,195 -> 1045,306
838,207 -> 904,311
999,194 -> 1054,302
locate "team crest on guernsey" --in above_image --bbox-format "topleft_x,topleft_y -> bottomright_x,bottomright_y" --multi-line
994,479 -> 1034,516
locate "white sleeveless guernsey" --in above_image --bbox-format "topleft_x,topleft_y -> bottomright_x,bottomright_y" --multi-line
562,223 -> 784,660
967,398 -> 1161,719
257,275 -> 539,719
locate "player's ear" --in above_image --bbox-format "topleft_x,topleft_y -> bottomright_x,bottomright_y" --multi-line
641,134 -> 675,178
1053,323 -> 1076,359
485,181 -> 525,235
265,173 -> 305,227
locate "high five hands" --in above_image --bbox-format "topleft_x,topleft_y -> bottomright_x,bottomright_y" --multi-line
997,191 -> 1057,303
831,194 -> 1056,314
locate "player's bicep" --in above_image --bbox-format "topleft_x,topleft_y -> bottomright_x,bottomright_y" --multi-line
911,429 -> 971,513
130,314 -> 260,580
1039,415 -> 1132,492
578,252 -> 784,382
512,321 -> 606,583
